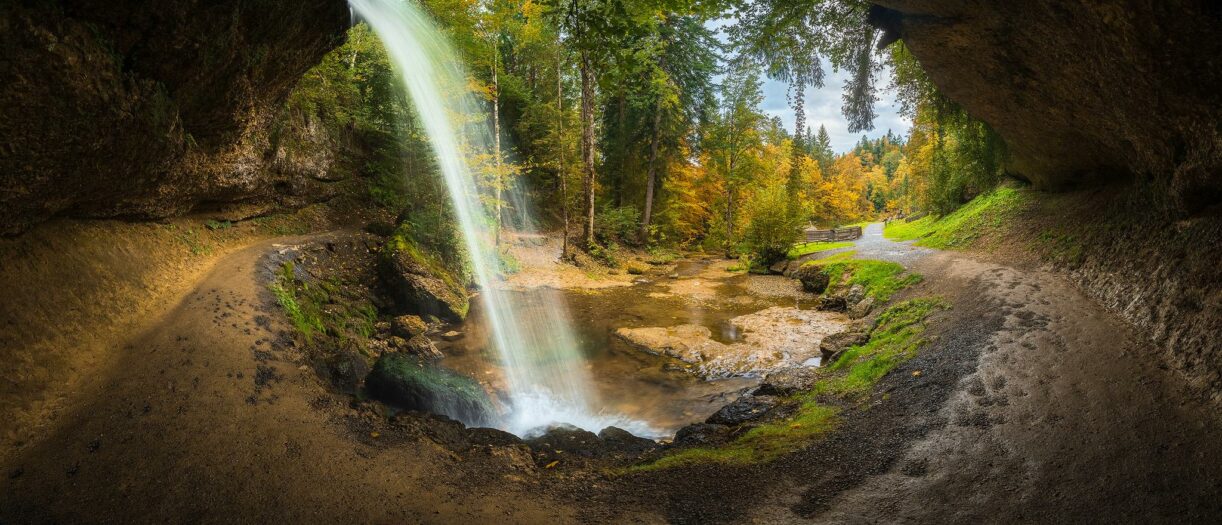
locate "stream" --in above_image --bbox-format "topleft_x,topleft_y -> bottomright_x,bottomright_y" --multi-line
439,259 -> 847,437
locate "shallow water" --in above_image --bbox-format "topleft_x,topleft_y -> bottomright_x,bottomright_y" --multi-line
439,260 -> 833,437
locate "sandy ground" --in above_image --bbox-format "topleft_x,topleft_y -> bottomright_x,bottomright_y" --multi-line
0,234 -> 576,524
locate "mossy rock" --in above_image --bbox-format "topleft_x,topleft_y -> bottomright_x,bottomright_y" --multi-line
378,231 -> 469,322
365,353 -> 495,427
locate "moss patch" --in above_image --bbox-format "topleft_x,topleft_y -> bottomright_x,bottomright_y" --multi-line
270,261 -> 376,346
818,298 -> 949,396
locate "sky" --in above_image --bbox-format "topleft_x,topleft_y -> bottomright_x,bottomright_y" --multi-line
706,18 -> 912,154
759,67 -> 912,153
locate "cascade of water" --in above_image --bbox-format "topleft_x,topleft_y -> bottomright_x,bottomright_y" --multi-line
349,0 -> 653,437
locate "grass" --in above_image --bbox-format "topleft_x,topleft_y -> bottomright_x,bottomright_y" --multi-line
884,186 -> 1027,249
631,297 -> 947,472
787,240 -> 853,259
803,251 -> 922,302
817,298 -> 949,396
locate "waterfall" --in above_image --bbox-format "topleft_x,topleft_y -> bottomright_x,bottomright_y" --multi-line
349,0 -> 651,437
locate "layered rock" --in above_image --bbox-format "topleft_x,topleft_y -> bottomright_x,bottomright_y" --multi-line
874,0 -> 1222,212
0,0 -> 350,234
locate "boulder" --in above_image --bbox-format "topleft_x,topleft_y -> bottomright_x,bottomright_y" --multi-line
845,284 -> 867,306
820,329 -> 870,365
768,260 -> 789,275
466,427 -> 525,447
848,295 -> 876,319
365,353 -> 495,427
673,423 -> 733,447
755,367 -> 819,396
782,260 -> 803,278
405,335 -> 444,360
391,314 -> 429,338
525,424 -> 605,458
818,295 -> 848,312
793,264 -> 830,293
598,426 -> 657,453
379,242 -> 468,322
706,395 -> 780,426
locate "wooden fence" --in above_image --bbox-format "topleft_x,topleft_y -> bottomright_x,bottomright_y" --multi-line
803,226 -> 863,243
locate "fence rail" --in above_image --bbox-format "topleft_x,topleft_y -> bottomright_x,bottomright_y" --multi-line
803,226 -> 862,243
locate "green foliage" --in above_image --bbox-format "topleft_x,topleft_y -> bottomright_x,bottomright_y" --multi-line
742,182 -> 803,265
270,261 -> 378,347
269,262 -> 328,341
884,186 -> 1026,249
787,240 -> 853,260
819,297 -> 948,395
595,205 -> 642,245
204,219 -> 232,231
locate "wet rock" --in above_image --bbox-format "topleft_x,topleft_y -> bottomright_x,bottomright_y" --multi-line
379,244 -> 469,322
782,260 -> 804,278
767,260 -> 789,275
598,426 -> 657,453
793,264 -> 830,293
391,314 -> 429,339
525,424 -> 604,458
706,395 -> 779,426
467,427 -> 525,447
818,295 -> 848,312
820,329 -> 870,365
756,367 -> 819,396
404,334 -> 444,360
673,423 -> 732,446
848,295 -> 876,319
365,353 -> 495,427
323,343 -> 371,392
441,330 -> 462,341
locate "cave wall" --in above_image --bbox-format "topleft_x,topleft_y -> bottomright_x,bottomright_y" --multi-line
0,0 -> 350,235
876,0 -> 1222,213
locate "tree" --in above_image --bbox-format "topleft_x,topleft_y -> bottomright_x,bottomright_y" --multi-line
705,58 -> 765,257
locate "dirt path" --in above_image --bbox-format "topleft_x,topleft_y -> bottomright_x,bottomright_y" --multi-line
1,234 -> 573,524
3,225 -> 1218,523
757,223 -> 1222,522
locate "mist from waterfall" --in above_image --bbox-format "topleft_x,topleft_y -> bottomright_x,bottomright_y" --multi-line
349,0 -> 653,437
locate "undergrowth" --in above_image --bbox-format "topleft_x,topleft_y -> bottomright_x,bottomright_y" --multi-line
269,261 -> 376,346
630,297 -> 947,472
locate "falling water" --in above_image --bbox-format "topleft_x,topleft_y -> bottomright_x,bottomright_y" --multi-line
349,0 -> 652,437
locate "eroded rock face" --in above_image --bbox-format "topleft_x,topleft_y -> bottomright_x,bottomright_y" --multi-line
0,1 -> 349,234
875,0 -> 1222,211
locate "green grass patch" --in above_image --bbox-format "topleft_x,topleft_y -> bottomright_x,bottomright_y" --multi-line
628,401 -> 841,472
803,252 -> 922,302
787,240 -> 853,259
818,297 -> 949,396
884,186 -> 1027,249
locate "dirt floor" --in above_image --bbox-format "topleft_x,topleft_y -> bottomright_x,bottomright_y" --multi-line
2,223 -> 1219,523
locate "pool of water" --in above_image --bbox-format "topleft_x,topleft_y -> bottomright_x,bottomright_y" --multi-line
438,260 -> 832,436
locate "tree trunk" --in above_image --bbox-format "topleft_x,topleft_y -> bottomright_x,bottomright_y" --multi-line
640,100 -> 662,241
557,49 -> 570,260
492,52 -> 503,246
579,50 -> 596,249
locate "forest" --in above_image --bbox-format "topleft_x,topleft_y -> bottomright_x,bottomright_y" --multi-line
290,0 -> 1003,268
